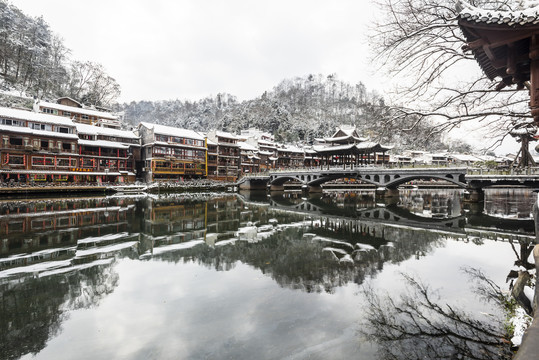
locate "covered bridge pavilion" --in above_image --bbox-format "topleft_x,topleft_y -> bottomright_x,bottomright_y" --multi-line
313,142 -> 393,169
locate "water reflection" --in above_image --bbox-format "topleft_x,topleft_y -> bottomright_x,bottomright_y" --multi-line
0,189 -> 534,359
361,269 -> 512,360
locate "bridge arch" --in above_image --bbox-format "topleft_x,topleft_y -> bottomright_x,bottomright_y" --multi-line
270,175 -> 304,186
384,174 -> 467,188
257,167 -> 469,190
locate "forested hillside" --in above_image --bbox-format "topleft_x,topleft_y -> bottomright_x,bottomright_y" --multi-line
120,74 -> 451,152
0,0 -> 120,107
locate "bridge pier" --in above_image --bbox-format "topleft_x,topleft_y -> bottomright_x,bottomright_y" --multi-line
463,188 -> 484,203
375,187 -> 399,199
239,178 -> 268,191
303,185 -> 323,193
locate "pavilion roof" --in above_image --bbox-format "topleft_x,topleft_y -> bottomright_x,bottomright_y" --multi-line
457,1 -> 539,27
457,1 -> 539,84
323,135 -> 368,143
313,142 -> 392,155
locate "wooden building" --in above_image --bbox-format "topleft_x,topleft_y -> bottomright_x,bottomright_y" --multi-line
36,98 -> 122,128
1,107 -> 80,183
276,145 -> 304,169
139,122 -> 207,182
206,130 -> 240,181
75,123 -> 139,183
238,141 -> 260,174
0,106 -> 138,184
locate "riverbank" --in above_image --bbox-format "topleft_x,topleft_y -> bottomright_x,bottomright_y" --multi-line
0,185 -> 113,198
0,179 -> 533,198
0,179 -> 238,198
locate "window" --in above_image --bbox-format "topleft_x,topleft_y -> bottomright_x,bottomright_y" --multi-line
156,134 -> 168,142
32,157 -> 49,166
57,158 -> 74,167
9,155 -> 24,165
9,137 -> 22,146
1,118 -> 24,127
83,158 -> 95,167
58,127 -> 69,134
154,146 -> 168,155
81,114 -> 89,120
42,108 -> 58,115
63,111 -> 71,117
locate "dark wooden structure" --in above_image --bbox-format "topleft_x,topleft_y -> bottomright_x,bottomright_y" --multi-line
510,120 -> 537,168
457,2 -> 539,124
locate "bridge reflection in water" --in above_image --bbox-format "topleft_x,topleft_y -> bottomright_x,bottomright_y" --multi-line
0,189 -> 534,360
240,166 -> 539,203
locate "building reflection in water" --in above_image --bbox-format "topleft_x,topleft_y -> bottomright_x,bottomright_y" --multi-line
0,189 -> 535,359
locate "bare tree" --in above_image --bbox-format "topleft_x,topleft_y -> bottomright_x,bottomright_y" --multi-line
67,61 -> 120,107
360,270 -> 513,360
370,0 -> 530,150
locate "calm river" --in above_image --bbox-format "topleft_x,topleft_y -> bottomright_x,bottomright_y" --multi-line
0,188 -> 535,359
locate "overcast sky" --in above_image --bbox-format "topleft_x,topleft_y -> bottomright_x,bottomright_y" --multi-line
10,0 -> 379,103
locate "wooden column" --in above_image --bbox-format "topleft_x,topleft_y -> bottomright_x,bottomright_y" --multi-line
530,35 -> 539,125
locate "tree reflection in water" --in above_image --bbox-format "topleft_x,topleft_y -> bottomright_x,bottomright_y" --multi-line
360,269 -> 513,360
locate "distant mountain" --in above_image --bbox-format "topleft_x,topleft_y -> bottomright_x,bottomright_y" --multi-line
0,0 -> 453,152
119,74 -> 449,152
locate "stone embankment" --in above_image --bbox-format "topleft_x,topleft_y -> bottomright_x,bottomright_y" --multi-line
0,179 -> 237,197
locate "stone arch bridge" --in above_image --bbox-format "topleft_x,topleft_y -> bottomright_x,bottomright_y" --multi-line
237,167 -> 539,201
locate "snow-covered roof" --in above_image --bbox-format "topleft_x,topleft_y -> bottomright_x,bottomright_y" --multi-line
313,143 -> 356,152
78,139 -> 130,149
0,124 -> 79,139
39,100 -> 118,120
324,135 -> 368,143
0,106 -> 76,127
357,142 -> 393,151
215,130 -> 239,140
139,122 -> 205,141
56,97 -> 83,106
428,152 -> 449,158
278,145 -> 304,153
238,141 -> 258,152
330,125 -> 357,137
449,154 -> 480,162
76,123 -> 139,139
314,142 -> 393,153
457,1 -> 539,26
258,139 -> 276,146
